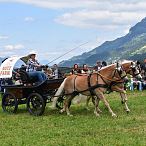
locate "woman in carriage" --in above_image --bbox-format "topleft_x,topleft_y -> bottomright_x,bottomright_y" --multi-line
71,64 -> 81,75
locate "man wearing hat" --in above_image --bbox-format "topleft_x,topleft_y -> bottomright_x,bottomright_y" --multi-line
26,51 -> 47,84
26,51 -> 41,72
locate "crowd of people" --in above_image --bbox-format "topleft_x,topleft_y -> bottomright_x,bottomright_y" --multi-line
0,51 -> 146,92
127,60 -> 146,91
71,61 -> 107,75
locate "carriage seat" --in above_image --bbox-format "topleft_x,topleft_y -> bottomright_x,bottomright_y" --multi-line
18,70 -> 38,85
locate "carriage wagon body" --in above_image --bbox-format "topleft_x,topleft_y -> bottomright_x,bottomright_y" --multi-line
1,78 -> 64,116
0,56 -> 64,116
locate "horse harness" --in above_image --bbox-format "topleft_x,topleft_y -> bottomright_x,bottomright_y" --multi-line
72,68 -> 126,96
124,64 -> 141,77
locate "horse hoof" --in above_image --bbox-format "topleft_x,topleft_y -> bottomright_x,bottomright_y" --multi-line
94,111 -> 100,117
112,113 -> 117,118
59,109 -> 64,114
126,110 -> 130,114
85,107 -> 90,111
98,109 -> 102,113
68,114 -> 73,117
95,113 -> 100,117
121,101 -> 124,104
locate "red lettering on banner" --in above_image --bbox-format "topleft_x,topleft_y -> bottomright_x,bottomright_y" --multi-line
0,71 -> 10,76
2,66 -> 11,70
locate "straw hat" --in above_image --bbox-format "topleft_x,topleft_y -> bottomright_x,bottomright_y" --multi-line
28,51 -> 37,57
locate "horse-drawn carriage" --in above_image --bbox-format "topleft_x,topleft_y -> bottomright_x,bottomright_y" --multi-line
0,56 -> 142,117
0,56 -> 64,116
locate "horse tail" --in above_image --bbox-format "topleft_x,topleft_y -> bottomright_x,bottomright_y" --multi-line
51,78 -> 67,108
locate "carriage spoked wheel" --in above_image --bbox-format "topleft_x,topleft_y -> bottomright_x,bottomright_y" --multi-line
56,95 -> 71,109
56,95 -> 64,109
27,93 -> 46,116
2,93 -> 18,113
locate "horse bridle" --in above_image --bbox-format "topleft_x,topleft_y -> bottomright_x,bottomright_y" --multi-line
112,66 -> 127,80
69,64 -> 127,96
98,64 -> 127,84
124,63 -> 141,77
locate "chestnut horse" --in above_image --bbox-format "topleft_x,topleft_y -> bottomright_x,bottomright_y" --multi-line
52,63 -> 128,117
85,60 -> 142,113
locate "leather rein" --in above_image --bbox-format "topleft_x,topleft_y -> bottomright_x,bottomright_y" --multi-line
71,67 -> 127,96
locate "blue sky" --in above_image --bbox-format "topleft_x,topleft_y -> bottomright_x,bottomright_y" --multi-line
0,0 -> 146,65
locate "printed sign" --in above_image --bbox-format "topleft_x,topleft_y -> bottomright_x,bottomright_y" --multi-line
0,56 -> 21,78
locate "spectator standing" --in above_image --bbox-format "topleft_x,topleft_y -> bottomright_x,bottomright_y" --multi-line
129,76 -> 142,91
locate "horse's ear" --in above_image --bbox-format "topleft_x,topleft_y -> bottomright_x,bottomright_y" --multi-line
131,62 -> 134,67
116,62 -> 121,71
116,62 -> 119,67
136,60 -> 141,65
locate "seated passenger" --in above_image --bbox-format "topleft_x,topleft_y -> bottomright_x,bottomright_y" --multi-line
71,64 -> 81,75
52,64 -> 62,79
81,64 -> 91,74
93,61 -> 102,72
26,51 -> 47,84
43,65 -> 53,79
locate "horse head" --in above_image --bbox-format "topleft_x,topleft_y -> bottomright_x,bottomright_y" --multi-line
114,62 -> 128,82
98,62 -> 128,83
121,60 -> 142,79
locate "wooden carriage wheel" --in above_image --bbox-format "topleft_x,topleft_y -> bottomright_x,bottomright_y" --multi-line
2,93 -> 18,113
27,93 -> 46,116
56,95 -> 64,109
56,94 -> 71,109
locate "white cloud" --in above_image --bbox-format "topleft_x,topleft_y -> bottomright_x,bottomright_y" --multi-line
0,35 -> 9,40
0,0 -> 146,61
55,10 -> 146,30
4,44 -> 25,51
0,0 -> 146,11
0,44 -> 27,57
0,0 -> 146,30
24,16 -> 35,22
0,0 -> 100,9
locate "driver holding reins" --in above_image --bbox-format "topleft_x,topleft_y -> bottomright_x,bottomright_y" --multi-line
27,51 -> 41,72
26,51 -> 47,84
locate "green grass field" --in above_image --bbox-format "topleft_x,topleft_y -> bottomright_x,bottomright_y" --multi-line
0,91 -> 146,146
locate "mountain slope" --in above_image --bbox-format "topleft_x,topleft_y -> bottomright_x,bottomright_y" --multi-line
60,17 -> 146,67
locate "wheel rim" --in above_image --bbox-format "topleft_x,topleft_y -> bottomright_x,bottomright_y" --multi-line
2,93 -> 17,113
27,93 -> 45,116
56,99 -> 64,109
56,95 -> 64,109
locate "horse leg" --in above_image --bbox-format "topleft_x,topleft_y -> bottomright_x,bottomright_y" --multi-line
97,93 -> 117,117
93,96 -> 100,117
60,95 -> 74,116
92,96 -> 102,114
66,95 -> 74,116
85,96 -> 91,111
96,97 -> 102,113
120,92 -> 130,113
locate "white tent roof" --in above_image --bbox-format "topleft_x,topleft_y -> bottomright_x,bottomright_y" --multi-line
0,56 -> 28,78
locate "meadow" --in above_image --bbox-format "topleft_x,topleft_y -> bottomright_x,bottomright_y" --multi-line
0,91 -> 146,146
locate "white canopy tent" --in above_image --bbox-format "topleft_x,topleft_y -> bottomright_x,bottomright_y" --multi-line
0,56 -> 28,79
